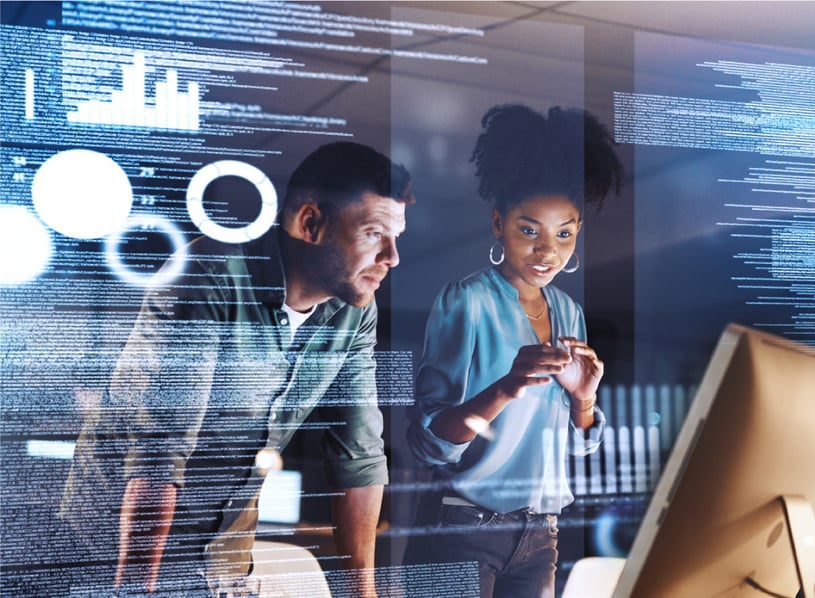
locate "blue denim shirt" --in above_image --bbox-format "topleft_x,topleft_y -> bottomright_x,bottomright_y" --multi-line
408,267 -> 604,514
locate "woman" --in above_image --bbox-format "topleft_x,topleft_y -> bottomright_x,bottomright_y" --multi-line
404,104 -> 623,597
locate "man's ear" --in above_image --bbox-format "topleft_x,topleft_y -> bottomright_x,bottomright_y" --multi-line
289,203 -> 326,244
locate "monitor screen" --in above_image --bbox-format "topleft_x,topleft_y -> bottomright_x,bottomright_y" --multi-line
614,323 -> 815,597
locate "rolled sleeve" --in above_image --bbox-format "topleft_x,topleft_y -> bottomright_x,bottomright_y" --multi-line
407,282 -> 477,465
406,408 -> 470,466
321,400 -> 388,488
569,404 -> 606,456
115,319 -> 218,487
320,302 -> 388,488
115,271 -> 224,487
564,302 -> 605,456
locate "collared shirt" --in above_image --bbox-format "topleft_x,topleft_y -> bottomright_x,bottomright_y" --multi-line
407,267 -> 604,515
59,227 -> 387,580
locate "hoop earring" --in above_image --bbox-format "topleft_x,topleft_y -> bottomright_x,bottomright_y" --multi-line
562,253 -> 580,274
489,240 -> 505,265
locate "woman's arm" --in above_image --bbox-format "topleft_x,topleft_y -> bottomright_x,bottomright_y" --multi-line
555,336 -> 604,430
429,343 -> 574,443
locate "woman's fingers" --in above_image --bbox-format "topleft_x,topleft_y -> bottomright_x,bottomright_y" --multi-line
558,337 -> 602,364
508,342 -> 604,397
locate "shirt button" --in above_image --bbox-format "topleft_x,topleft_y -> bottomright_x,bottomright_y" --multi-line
280,318 -> 288,325
226,499 -> 233,508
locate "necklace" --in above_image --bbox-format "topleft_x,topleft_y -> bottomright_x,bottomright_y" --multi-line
524,303 -> 546,321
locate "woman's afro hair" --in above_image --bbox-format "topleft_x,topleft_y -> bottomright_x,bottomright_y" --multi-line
470,104 -> 623,215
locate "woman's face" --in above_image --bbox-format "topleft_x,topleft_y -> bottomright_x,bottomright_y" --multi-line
492,194 -> 581,296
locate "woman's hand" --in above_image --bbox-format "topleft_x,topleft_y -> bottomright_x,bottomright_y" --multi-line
429,341 -> 595,443
554,336 -> 604,401
496,343 -> 573,399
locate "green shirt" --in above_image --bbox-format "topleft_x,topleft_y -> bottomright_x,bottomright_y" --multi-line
59,228 -> 387,583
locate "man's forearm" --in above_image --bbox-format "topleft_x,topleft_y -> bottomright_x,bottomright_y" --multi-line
115,477 -> 177,593
331,485 -> 383,596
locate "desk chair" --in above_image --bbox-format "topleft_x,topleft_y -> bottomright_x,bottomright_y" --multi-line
562,557 -> 626,598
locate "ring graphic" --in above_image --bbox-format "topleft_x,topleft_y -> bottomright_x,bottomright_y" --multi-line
186,160 -> 277,243
105,214 -> 187,287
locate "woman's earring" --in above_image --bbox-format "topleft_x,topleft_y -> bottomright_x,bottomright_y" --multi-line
489,240 -> 505,265
562,254 -> 580,274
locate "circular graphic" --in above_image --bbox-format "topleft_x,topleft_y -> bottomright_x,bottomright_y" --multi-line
0,205 -> 52,285
105,214 -> 187,287
31,149 -> 133,239
186,160 -> 277,244
591,500 -> 646,558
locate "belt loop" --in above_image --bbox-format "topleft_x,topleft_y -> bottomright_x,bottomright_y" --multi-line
547,513 -> 559,534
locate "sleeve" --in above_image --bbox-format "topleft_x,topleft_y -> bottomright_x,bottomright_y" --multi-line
566,301 -> 606,456
113,263 -> 226,487
319,301 -> 388,488
406,282 -> 477,466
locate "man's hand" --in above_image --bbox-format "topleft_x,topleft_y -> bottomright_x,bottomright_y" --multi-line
115,477 -> 177,593
331,485 -> 383,598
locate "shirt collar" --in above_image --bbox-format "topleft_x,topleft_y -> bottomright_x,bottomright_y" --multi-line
486,266 -> 520,301
486,265 -> 554,306
244,226 -> 286,308
243,226 -> 344,322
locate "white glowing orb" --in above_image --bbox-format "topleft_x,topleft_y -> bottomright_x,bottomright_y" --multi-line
0,205 -> 52,285
32,149 -> 133,239
186,160 -> 277,244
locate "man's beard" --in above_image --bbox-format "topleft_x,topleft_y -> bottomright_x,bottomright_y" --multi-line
307,242 -> 377,308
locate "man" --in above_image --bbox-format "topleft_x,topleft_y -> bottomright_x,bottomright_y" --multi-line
59,142 -> 413,595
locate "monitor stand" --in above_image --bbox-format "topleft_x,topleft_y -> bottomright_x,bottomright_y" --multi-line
779,496 -> 815,598
751,496 -> 815,598
567,495 -> 815,598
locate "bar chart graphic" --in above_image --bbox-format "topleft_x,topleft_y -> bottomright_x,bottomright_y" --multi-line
66,51 -> 200,131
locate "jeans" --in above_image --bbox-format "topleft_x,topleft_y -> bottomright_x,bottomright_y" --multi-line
403,493 -> 559,598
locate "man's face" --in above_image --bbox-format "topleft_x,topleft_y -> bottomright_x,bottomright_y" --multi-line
313,192 -> 406,307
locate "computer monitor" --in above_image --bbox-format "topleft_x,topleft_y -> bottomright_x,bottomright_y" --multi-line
613,324 -> 815,598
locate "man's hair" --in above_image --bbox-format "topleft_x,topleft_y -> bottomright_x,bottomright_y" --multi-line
470,104 -> 623,216
281,141 -> 414,226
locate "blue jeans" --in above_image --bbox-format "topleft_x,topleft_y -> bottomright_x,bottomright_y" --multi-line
403,493 -> 559,598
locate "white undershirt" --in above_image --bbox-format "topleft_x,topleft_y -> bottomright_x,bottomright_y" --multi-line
281,303 -> 316,344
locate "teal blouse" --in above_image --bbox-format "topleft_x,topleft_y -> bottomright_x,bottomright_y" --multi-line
408,267 -> 605,514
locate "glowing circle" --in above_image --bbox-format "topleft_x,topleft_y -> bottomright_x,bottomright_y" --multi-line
593,511 -> 626,557
32,149 -> 133,239
105,214 -> 187,287
186,160 -> 277,244
0,205 -> 52,285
